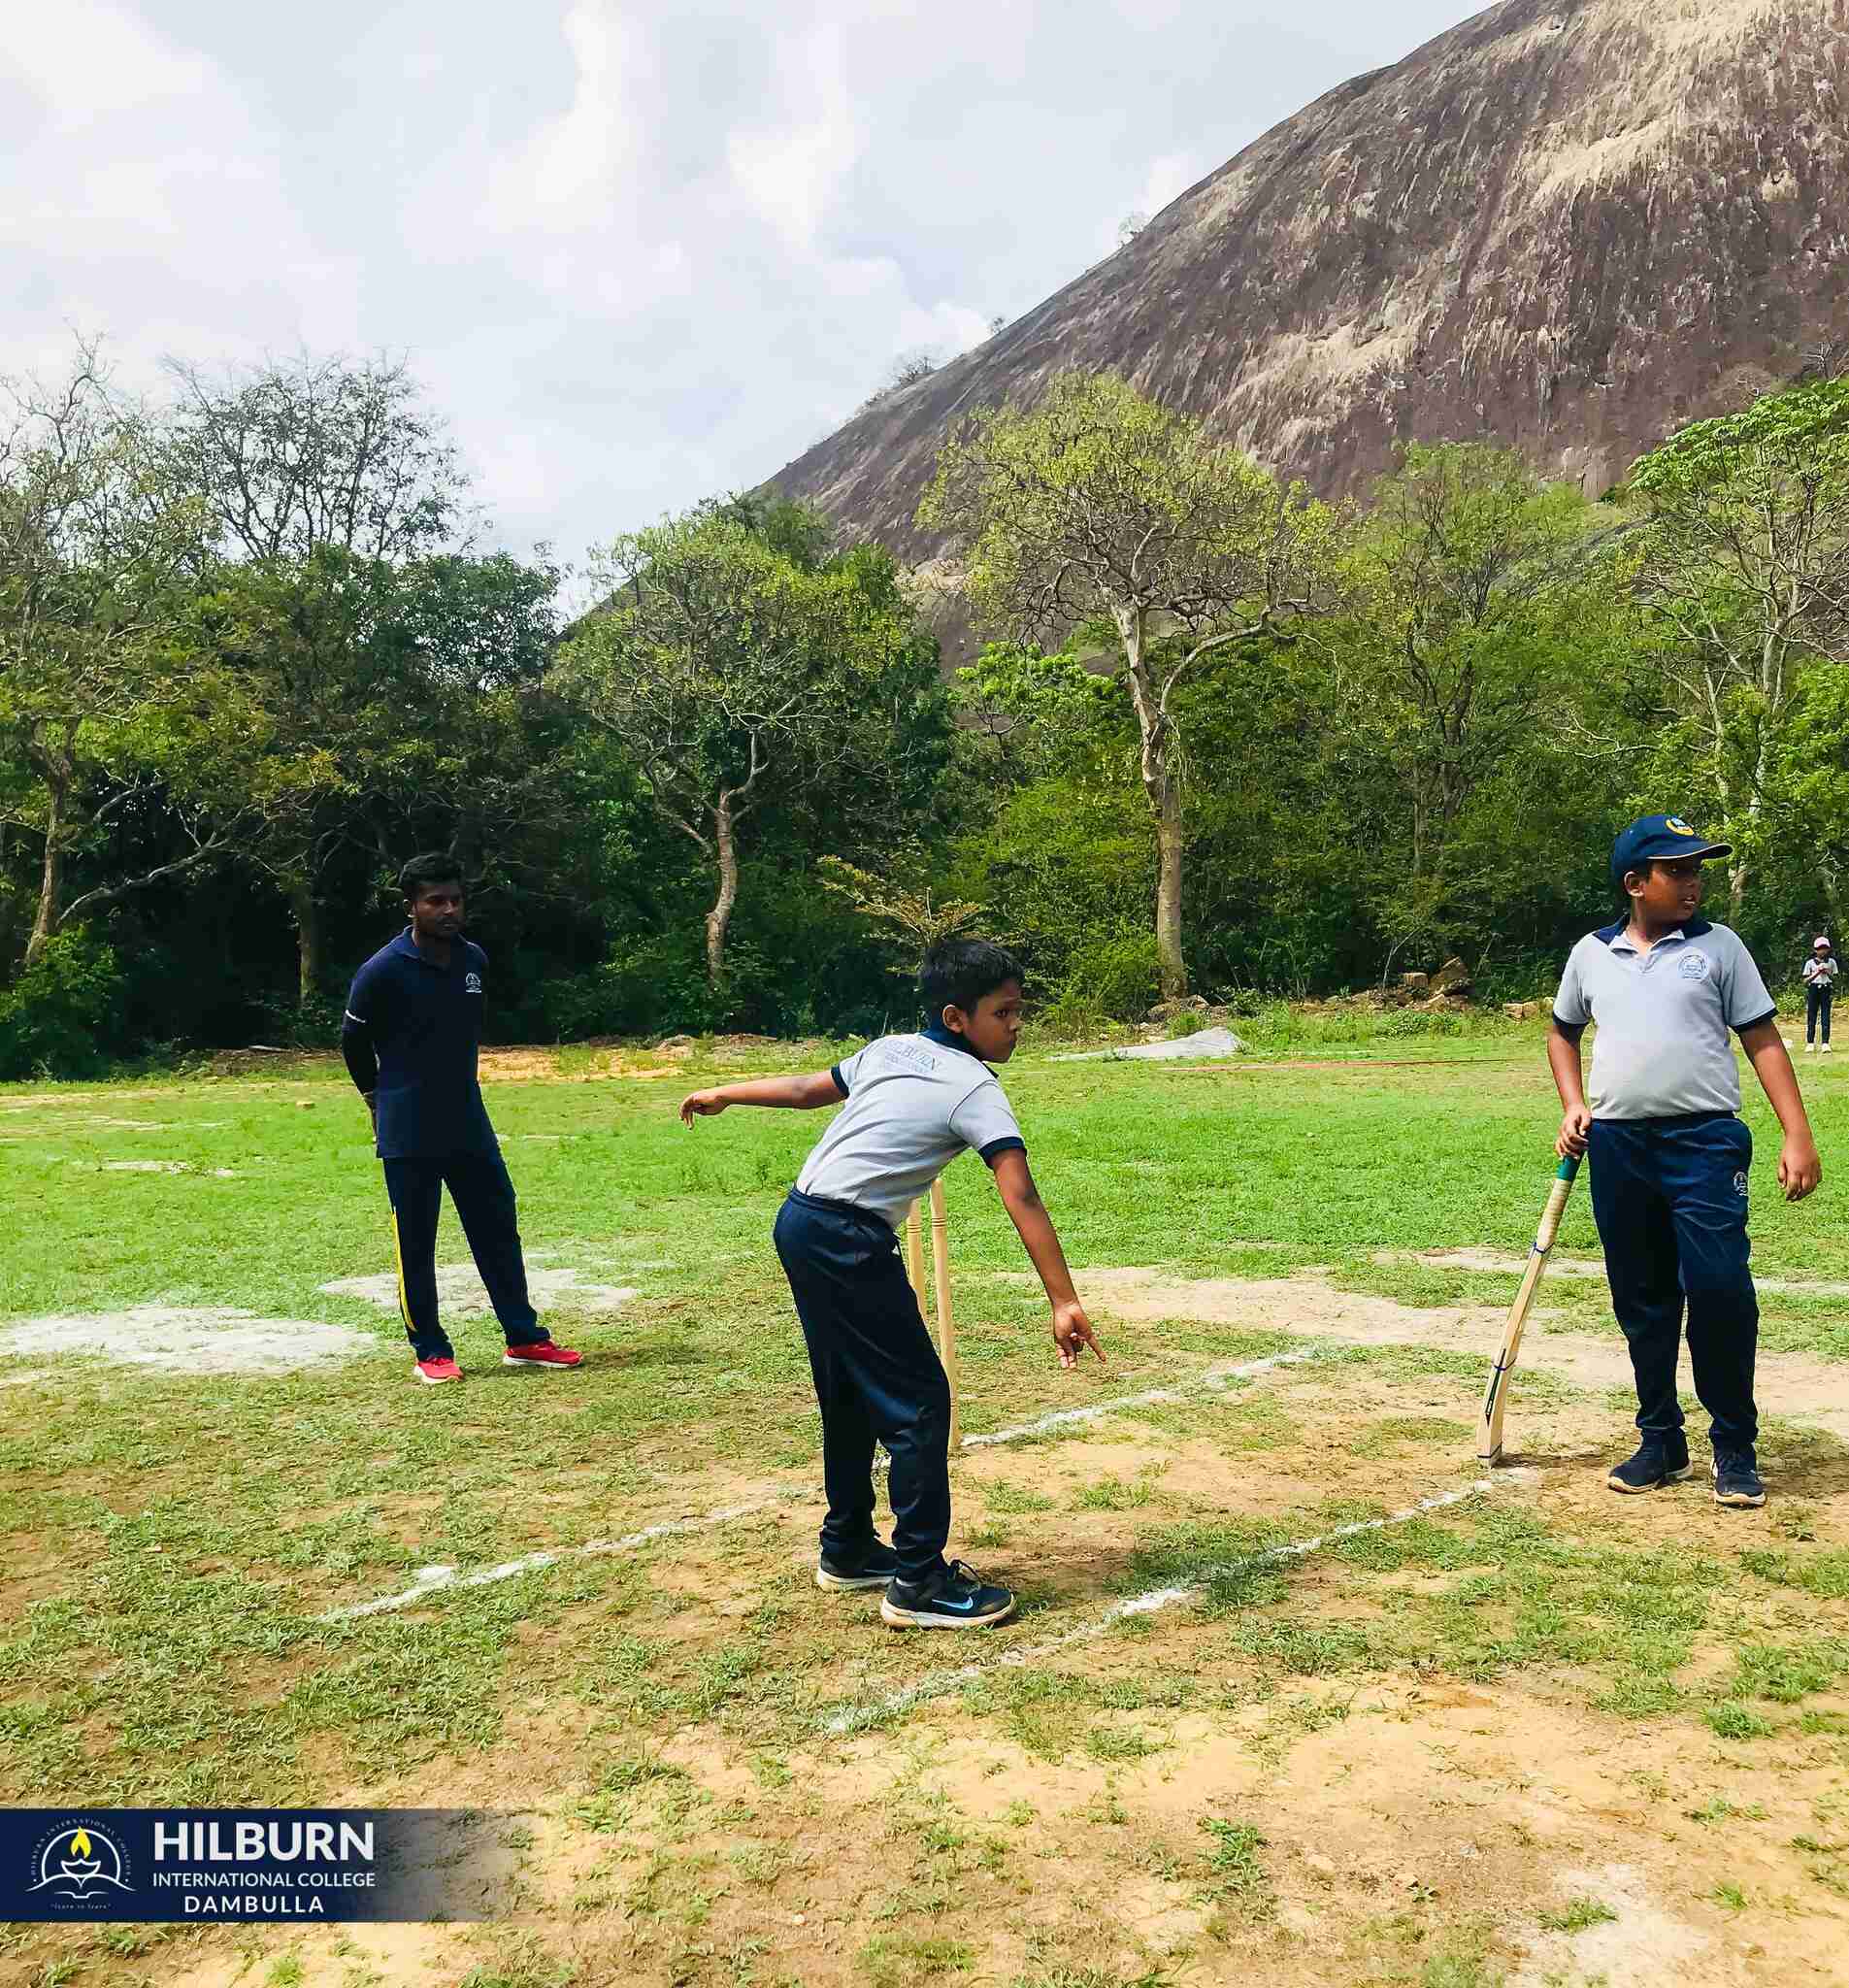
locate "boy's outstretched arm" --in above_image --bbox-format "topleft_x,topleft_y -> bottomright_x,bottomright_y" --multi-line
988,1148 -> 1105,1369
1736,1020 -> 1823,1201
1547,1020 -> 1592,1157
680,1073 -> 842,1124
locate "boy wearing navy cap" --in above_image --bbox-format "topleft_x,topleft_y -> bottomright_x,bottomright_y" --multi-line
342,853 -> 580,1385
1548,815 -> 1821,1508
678,937 -> 1104,1630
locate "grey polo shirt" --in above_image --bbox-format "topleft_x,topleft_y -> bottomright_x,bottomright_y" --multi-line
1553,917 -> 1776,1120
796,1027 -> 1027,1229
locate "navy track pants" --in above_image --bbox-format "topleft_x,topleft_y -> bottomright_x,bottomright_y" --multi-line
1587,1112 -> 1759,1455
381,1150 -> 550,1363
774,1187 -> 952,1585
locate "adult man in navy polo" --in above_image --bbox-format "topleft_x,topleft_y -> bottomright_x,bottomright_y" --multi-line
341,852 -> 581,1384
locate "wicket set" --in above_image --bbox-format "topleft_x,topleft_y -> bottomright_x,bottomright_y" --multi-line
905,1178 -> 962,1447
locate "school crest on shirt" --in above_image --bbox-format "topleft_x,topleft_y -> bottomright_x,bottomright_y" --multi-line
1733,1171 -> 1748,1199
465,971 -> 482,994
1676,951 -> 1711,982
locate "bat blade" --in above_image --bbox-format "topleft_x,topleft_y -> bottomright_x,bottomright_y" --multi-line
1476,1153 -> 1581,1465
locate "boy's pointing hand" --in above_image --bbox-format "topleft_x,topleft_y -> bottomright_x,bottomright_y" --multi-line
1052,1299 -> 1105,1370
679,1090 -> 728,1126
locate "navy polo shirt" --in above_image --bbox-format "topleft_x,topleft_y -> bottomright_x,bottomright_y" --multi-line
343,931 -> 499,1159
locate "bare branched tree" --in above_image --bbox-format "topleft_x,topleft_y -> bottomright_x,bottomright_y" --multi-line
162,350 -> 471,563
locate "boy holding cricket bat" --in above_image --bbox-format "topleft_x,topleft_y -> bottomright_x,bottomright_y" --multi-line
679,938 -> 1104,1629
1548,814 -> 1821,1508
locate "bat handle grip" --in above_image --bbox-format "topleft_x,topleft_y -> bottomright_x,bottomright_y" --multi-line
1535,1154 -> 1581,1252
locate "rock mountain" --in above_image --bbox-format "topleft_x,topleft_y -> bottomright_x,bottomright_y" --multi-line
765,0 -> 1848,555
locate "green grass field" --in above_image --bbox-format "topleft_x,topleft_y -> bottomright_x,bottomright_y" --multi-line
3,1024 -> 1847,1988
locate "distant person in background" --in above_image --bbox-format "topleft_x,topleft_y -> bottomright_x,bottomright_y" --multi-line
1802,936 -> 1837,1053
341,852 -> 581,1385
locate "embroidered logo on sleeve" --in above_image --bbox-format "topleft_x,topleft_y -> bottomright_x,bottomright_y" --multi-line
1733,1170 -> 1748,1199
465,972 -> 482,994
1676,951 -> 1711,982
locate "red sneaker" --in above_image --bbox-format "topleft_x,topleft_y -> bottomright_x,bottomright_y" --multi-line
503,1342 -> 582,1371
413,1356 -> 462,1385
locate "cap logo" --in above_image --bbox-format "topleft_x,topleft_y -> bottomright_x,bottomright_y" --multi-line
1665,817 -> 1699,837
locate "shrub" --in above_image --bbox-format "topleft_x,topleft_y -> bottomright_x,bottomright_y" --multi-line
1058,930 -> 1163,1021
0,931 -> 128,1079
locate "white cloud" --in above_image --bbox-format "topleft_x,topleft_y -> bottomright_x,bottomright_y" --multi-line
0,0 -> 1481,563
4,0 -> 212,122
725,20 -> 862,248
485,2 -> 644,229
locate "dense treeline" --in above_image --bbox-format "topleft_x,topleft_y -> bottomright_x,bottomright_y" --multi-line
3,344 -> 1847,1077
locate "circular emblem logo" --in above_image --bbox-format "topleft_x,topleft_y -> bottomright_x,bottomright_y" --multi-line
27,1822 -> 133,1908
1677,951 -> 1711,981
1666,816 -> 1699,837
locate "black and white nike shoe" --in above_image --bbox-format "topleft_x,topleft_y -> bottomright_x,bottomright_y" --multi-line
880,1559 -> 1016,1630
816,1540 -> 901,1591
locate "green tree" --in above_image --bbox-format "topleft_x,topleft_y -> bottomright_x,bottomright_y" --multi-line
920,371 -> 1336,997
559,507 -> 943,985
1622,378 -> 1849,917
163,353 -> 485,999
196,547 -> 561,1001
0,346 -> 228,966
1322,443 -> 1607,973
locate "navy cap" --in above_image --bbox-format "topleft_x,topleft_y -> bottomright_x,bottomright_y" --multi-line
1610,812 -> 1732,886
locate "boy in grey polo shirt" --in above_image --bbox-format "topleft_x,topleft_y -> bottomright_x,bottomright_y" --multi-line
679,938 -> 1104,1630
1549,814 -> 1822,1508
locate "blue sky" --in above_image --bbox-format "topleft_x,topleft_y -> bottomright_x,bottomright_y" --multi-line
2,0 -> 1478,575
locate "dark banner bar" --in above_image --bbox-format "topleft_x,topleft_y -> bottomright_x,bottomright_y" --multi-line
1,1809 -> 514,1923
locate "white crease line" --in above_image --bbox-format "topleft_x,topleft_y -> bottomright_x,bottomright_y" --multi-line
821,1478 -> 1499,1737
961,1346 -> 1319,1449
319,1349 -> 1330,1622
319,1496 -> 801,1622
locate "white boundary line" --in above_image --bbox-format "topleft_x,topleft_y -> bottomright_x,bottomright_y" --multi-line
821,1478 -> 1500,1737
318,1347 -> 1330,1623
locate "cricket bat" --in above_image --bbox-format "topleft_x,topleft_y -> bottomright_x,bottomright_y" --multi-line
1475,1152 -> 1581,1465
906,1190 -> 962,1447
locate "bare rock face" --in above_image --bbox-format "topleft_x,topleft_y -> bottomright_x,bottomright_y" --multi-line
767,0 -> 1849,555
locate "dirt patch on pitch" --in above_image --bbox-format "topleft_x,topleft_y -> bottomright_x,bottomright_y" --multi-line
1073,1268 -> 1849,1439
51,1380 -> 1849,1988
1381,1244 -> 1849,1300
319,1263 -> 639,1315
0,1307 -> 377,1375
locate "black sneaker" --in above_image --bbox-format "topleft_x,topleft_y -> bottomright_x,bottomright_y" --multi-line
1606,1440 -> 1693,1494
1713,1452 -> 1766,1508
815,1540 -> 901,1591
880,1559 -> 1017,1630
